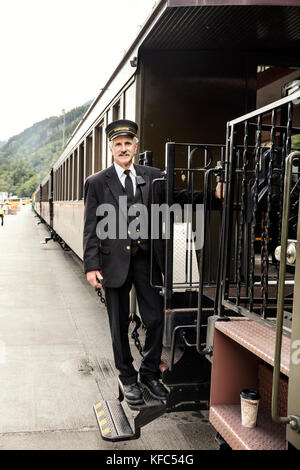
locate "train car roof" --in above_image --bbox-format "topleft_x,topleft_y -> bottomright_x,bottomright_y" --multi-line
40,172 -> 50,188
50,0 -> 300,171
142,1 -> 300,54
168,0 -> 299,5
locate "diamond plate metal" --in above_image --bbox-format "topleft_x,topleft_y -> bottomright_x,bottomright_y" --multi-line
215,318 -> 290,376
210,404 -> 286,450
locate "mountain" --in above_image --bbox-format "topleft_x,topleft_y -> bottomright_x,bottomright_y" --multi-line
0,104 -> 89,197
0,141 -> 7,149
82,99 -> 93,106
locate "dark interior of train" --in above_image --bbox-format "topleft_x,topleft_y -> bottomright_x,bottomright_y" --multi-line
138,59 -> 300,351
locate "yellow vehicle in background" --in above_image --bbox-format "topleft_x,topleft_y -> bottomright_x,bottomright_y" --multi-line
6,198 -> 20,206
6,198 -> 20,214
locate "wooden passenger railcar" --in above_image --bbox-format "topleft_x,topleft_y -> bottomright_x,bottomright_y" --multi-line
34,1 -> 300,450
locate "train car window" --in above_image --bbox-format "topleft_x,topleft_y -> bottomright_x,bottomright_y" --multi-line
78,142 -> 84,200
69,154 -> 73,200
124,81 -> 136,121
66,158 -> 69,201
56,169 -> 59,201
94,122 -> 103,173
59,166 -> 62,201
106,110 -> 112,168
60,163 -> 63,201
60,164 -> 63,201
54,170 -> 57,201
113,100 -> 120,121
55,169 -> 58,201
42,181 -> 49,202
58,166 -> 62,201
86,133 -> 93,178
62,161 -> 66,201
73,149 -> 78,200
102,122 -> 107,170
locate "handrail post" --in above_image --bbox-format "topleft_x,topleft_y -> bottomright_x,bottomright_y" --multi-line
272,151 -> 300,431
164,142 -> 175,308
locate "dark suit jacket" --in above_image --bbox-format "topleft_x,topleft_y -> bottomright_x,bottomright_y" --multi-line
83,164 -> 164,288
83,163 -> 221,288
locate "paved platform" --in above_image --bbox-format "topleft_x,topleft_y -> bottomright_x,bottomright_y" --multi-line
0,206 -> 218,450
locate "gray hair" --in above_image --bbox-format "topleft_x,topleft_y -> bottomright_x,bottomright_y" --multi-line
109,136 -> 139,149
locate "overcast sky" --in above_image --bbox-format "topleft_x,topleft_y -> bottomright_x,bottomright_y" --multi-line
0,0 -> 157,141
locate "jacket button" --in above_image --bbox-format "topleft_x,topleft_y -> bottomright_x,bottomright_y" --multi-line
126,245 -> 131,250
137,240 -> 141,244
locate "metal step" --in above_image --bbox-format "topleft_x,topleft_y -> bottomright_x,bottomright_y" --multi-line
94,400 -> 135,442
94,388 -> 167,442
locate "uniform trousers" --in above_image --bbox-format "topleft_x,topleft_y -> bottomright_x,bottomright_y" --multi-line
104,248 -> 163,385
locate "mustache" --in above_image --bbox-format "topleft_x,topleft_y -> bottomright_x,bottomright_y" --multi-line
117,151 -> 131,156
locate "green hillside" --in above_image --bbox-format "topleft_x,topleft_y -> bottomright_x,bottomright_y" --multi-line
0,105 -> 89,197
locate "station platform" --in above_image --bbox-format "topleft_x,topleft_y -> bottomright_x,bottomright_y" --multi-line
0,206 -> 218,450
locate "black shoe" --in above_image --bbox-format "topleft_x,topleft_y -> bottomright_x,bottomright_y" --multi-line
139,377 -> 169,400
120,382 -> 144,405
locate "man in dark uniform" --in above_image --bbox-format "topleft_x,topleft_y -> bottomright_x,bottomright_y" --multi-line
83,120 -> 168,405
83,119 -> 224,405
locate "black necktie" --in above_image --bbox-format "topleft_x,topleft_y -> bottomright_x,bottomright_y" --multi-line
124,169 -> 134,203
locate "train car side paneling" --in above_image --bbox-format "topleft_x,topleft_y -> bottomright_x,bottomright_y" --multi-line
40,202 -> 51,226
53,202 -> 84,259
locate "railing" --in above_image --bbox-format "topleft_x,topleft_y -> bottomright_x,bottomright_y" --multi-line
163,142 -> 225,300
154,142 -> 225,348
218,90 -> 300,335
272,151 -> 300,432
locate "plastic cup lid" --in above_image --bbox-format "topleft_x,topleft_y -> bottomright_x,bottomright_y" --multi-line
240,389 -> 260,400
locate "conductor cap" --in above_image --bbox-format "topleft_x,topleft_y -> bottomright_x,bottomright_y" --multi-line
105,119 -> 138,141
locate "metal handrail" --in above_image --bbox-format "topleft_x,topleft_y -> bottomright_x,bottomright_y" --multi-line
150,176 -> 166,293
272,151 -> 300,432
229,89 -> 300,127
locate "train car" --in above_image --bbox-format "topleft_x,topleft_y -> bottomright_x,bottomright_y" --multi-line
38,173 -> 51,225
34,1 -> 300,450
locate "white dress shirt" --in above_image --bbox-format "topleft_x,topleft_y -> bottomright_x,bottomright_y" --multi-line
114,162 -> 136,196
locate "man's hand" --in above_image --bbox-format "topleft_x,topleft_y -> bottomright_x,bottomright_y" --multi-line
86,270 -> 103,288
215,182 -> 225,199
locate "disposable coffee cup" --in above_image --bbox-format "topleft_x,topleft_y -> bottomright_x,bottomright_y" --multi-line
240,389 -> 260,428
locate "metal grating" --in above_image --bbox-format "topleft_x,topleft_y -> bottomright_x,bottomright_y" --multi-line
106,400 -> 133,436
